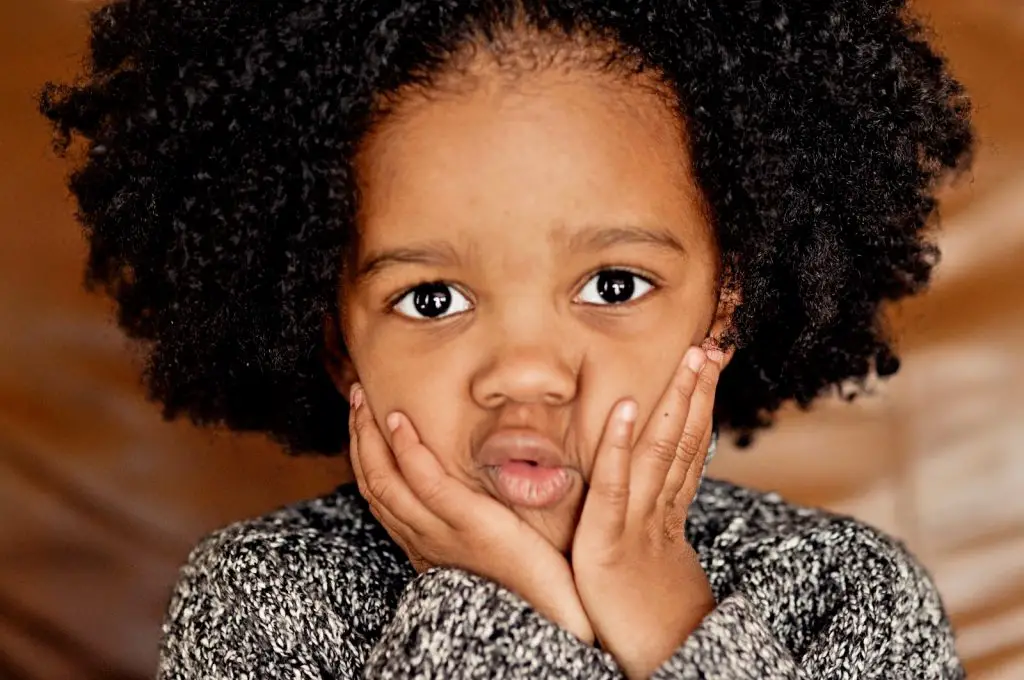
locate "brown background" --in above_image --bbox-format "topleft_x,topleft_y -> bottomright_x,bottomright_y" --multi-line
2,1 -> 1022,678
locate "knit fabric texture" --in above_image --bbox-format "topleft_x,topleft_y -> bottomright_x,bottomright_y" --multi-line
157,478 -> 964,679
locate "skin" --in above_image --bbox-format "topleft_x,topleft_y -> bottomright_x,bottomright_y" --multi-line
330,55 -> 737,678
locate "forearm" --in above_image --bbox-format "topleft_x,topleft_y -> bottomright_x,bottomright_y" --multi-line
364,567 -> 623,679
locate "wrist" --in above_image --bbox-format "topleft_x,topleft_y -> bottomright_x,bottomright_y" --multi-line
622,582 -> 716,680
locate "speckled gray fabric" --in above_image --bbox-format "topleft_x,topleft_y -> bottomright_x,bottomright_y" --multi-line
157,478 -> 964,679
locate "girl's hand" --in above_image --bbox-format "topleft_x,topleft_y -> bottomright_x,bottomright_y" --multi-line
348,385 -> 595,644
571,347 -> 722,680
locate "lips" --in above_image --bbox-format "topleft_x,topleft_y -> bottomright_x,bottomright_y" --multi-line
477,429 -> 575,509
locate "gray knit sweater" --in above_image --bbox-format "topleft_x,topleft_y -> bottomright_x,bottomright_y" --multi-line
157,478 -> 964,679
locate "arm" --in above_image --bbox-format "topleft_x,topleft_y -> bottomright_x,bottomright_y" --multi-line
158,529 -> 623,680
649,592 -> 802,680
649,530 -> 965,680
363,567 -> 623,679
157,528 -> 371,680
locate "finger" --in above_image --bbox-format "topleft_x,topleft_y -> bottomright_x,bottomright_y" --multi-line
386,411 -> 475,530
387,411 -> 513,532
348,387 -> 367,494
349,384 -> 437,534
582,399 -> 638,540
675,425 -> 714,512
630,347 -> 705,510
662,355 -> 720,505
350,402 -> 417,538
350,403 -> 410,536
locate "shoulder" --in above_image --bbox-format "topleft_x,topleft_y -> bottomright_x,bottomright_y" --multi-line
158,484 -> 412,679
691,479 -> 960,673
173,483 -> 407,589
693,478 -> 943,600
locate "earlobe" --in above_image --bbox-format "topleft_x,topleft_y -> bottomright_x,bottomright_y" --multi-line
322,315 -> 359,401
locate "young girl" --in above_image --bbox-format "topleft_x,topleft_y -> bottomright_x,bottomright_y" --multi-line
41,0 -> 973,677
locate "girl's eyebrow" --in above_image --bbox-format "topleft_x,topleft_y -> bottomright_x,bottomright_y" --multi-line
355,224 -> 685,282
565,224 -> 687,257
355,241 -> 461,282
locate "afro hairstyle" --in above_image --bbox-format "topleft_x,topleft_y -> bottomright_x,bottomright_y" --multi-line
39,0 -> 973,454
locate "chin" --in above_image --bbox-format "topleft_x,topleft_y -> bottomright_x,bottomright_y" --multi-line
515,498 -> 583,555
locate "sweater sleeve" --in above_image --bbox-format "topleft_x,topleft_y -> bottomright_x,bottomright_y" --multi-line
649,592 -> 802,679
157,527 -> 373,680
649,528 -> 965,680
363,567 -> 624,679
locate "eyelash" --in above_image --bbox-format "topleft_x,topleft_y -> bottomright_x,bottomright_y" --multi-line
389,282 -> 474,321
575,266 -> 658,307
387,267 -> 660,321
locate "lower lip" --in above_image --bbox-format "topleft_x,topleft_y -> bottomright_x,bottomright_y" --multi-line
488,461 -> 573,508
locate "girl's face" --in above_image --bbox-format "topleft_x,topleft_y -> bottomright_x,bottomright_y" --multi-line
337,65 -> 728,553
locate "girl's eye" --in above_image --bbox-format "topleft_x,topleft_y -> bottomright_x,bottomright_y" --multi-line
576,269 -> 655,306
393,282 -> 473,320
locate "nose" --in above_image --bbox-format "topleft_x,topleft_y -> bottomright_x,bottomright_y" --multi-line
470,343 -> 578,409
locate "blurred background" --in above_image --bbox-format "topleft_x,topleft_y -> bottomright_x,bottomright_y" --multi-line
1,0 -> 1022,678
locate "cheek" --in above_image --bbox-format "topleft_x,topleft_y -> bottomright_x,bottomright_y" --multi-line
572,341 -> 687,470
357,343 -> 473,471
570,276 -> 716,468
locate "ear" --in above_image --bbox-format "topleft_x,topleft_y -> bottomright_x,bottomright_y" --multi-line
322,314 -> 358,403
702,283 -> 741,369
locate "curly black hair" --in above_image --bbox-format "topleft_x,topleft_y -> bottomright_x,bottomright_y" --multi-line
39,0 -> 972,454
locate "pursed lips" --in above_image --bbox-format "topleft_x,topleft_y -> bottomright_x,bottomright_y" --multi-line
475,429 -> 578,508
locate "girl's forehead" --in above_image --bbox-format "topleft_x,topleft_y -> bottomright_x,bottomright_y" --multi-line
355,70 -> 703,250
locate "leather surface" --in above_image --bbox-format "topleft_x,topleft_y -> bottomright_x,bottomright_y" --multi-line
1,1 -> 1021,677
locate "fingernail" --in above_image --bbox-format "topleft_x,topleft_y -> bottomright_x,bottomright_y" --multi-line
619,399 -> 638,424
386,412 -> 401,433
350,383 -> 363,410
706,348 -> 724,366
684,347 -> 706,373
